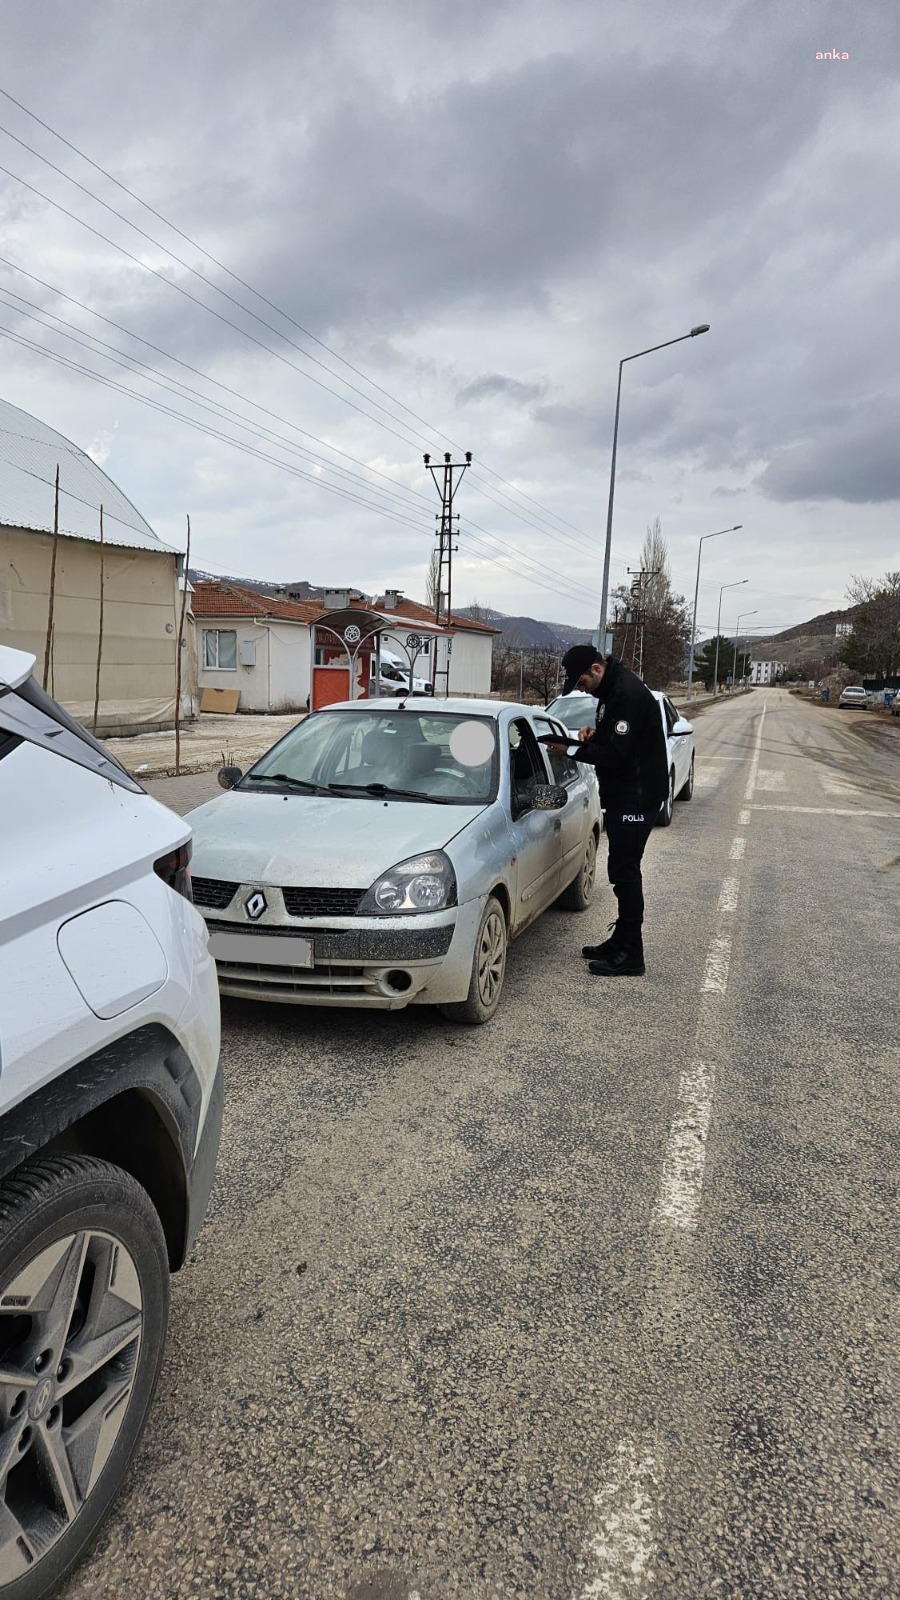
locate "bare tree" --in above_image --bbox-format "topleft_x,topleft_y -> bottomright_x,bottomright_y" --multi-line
424,546 -> 440,609
608,522 -> 691,688
840,572 -> 900,677
639,517 -> 672,617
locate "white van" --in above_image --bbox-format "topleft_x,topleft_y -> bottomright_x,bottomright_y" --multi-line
0,646 -> 222,1598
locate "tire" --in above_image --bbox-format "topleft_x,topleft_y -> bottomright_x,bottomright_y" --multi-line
558,830 -> 598,911
440,895 -> 508,1025
0,1155 -> 170,1600
657,768 -> 675,827
676,753 -> 695,802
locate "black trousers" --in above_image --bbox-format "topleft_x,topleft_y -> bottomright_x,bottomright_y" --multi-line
604,811 -> 656,939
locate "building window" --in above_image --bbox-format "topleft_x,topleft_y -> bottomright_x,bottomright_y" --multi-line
204,629 -> 237,670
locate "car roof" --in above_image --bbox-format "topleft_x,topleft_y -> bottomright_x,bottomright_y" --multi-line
319,696 -> 532,719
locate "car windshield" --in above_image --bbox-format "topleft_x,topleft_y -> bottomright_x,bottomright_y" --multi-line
545,695 -> 595,733
243,709 -> 499,804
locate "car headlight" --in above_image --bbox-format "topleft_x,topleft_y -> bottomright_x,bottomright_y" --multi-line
359,851 -> 457,915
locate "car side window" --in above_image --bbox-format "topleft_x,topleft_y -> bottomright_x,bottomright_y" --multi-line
662,698 -> 678,735
508,719 -> 548,811
533,717 -> 579,786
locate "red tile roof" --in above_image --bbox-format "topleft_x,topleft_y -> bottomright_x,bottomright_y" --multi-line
191,580 -> 500,635
190,581 -> 322,622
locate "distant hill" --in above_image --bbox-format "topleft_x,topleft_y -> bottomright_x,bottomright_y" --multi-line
456,606 -> 594,650
746,607 -> 854,666
189,570 -> 327,601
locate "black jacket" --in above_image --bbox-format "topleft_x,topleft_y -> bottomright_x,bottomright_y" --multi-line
566,657 -> 669,815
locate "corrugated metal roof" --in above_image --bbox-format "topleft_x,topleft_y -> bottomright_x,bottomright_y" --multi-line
0,397 -> 176,554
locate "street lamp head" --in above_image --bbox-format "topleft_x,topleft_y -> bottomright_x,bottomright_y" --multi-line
732,524 -> 742,531
690,324 -> 710,336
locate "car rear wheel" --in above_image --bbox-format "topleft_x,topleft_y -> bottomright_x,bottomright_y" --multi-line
0,1155 -> 169,1600
558,830 -> 598,911
440,895 -> 507,1025
676,753 -> 695,801
657,768 -> 675,827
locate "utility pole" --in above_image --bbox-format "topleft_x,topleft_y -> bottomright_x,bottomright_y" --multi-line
626,566 -> 659,680
424,450 -> 471,697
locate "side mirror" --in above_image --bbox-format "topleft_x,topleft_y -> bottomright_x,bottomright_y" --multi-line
530,783 -> 568,811
671,718 -> 693,736
217,765 -> 243,790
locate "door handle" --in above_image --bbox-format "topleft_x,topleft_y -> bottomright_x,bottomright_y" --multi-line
554,819 -> 562,832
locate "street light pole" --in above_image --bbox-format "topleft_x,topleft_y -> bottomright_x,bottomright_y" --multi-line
713,579 -> 748,695
686,525 -> 742,700
732,609 -> 757,689
598,323 -> 710,650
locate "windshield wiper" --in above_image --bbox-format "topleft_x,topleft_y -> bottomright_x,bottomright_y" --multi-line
245,772 -> 329,793
326,781 -> 453,803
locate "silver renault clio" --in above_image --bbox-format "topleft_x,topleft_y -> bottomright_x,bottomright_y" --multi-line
187,697 -> 603,1024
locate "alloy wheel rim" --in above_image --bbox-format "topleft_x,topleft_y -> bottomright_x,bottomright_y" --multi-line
476,911 -> 506,1006
582,837 -> 597,897
0,1231 -> 143,1582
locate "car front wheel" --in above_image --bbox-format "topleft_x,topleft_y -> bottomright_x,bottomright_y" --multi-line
0,1155 -> 169,1599
440,895 -> 507,1025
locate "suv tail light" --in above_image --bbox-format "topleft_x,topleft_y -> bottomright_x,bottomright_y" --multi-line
154,841 -> 193,902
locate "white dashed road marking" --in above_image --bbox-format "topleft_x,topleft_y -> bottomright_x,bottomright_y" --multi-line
754,769 -> 785,791
575,1436 -> 660,1600
652,1059 -> 715,1231
701,934 -> 733,993
577,701 -> 767,1598
750,804 -> 900,818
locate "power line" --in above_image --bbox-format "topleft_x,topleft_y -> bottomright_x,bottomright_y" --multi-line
0,255 -> 435,505
0,324 -> 594,613
0,87 -> 593,546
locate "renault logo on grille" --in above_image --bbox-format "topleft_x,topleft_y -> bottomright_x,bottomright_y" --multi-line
244,890 -> 267,921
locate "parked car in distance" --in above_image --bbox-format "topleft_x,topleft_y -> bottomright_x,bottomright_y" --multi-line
544,689 -> 695,826
375,657 -> 433,696
0,645 -> 223,1599
187,698 -> 603,1025
838,685 -> 869,709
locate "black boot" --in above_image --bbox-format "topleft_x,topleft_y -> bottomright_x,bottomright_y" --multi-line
588,927 -> 645,977
582,922 -> 620,961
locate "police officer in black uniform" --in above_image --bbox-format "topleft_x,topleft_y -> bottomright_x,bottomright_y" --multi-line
552,644 -> 669,976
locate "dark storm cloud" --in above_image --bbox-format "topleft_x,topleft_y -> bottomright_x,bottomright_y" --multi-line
759,416 -> 900,505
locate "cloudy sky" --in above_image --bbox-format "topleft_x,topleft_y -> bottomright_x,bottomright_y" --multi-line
2,0 -> 898,643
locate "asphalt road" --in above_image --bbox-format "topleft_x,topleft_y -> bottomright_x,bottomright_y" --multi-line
64,689 -> 900,1600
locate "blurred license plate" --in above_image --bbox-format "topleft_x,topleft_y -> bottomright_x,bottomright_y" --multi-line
208,931 -> 313,968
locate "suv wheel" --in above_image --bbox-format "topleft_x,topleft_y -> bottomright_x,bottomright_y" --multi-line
440,895 -> 507,1025
0,1156 -> 169,1599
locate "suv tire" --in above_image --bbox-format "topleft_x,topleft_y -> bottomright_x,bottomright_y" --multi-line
0,1155 -> 169,1599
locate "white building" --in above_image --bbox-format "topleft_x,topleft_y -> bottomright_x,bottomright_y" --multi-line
192,581 -> 498,712
0,397 -> 187,734
750,660 -> 786,685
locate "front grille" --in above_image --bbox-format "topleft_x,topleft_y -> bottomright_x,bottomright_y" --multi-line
192,877 -> 240,910
282,887 -> 366,918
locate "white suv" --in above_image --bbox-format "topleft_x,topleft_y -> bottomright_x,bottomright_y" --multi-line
0,646 -> 222,1598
